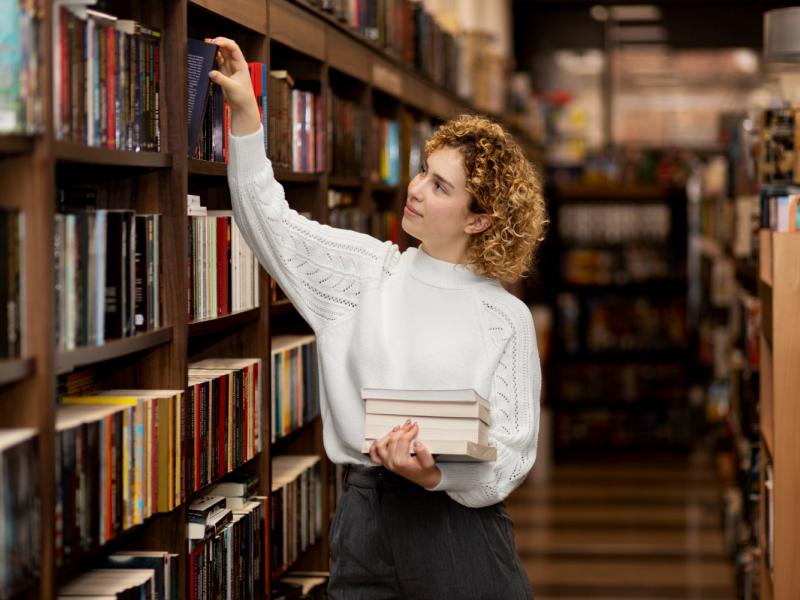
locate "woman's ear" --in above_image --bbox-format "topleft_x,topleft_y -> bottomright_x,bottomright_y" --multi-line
465,213 -> 492,235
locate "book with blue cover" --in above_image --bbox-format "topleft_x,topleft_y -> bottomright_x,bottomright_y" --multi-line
186,38 -> 217,155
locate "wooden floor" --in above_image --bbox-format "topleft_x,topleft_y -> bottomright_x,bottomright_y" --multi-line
506,450 -> 737,600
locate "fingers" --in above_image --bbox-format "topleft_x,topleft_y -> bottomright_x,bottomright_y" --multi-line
206,36 -> 247,67
368,440 -> 383,465
412,440 -> 435,469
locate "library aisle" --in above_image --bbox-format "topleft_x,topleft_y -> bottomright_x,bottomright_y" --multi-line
507,450 -> 737,599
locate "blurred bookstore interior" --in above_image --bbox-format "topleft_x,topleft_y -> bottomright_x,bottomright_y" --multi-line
2,0 -> 800,598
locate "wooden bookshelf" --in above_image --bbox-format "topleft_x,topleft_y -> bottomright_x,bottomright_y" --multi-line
53,143 -> 173,169
0,134 -> 35,155
0,358 -> 35,387
55,328 -> 175,375
758,231 -> 800,600
0,0 -> 541,598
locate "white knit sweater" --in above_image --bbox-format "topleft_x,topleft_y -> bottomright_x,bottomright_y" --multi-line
228,127 -> 540,508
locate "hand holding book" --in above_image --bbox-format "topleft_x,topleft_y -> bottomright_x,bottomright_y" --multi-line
368,420 -> 442,489
205,37 -> 261,137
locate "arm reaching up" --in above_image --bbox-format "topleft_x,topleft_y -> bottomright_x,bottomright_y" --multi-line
210,37 -> 402,333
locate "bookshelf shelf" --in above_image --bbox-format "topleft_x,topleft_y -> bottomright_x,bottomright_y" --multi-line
188,158 -> 227,177
0,134 -> 35,155
55,327 -> 174,375
329,175 -> 363,189
0,357 -> 34,387
271,414 -> 319,449
271,536 -> 325,582
270,299 -> 295,316
188,0 -> 267,34
557,348 -> 689,363
273,167 -> 321,183
371,182 -> 398,194
553,184 -> 674,203
188,307 -> 260,338
53,143 -> 173,169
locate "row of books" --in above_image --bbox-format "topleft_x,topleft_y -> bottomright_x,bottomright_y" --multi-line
327,204 -> 400,244
558,203 -> 672,244
758,108 -> 795,184
317,0 -> 413,64
561,248 -> 676,286
0,209 -> 23,359
271,335 -> 320,443
759,187 -> 800,232
267,72 -> 324,173
54,358 -> 261,564
330,93 -> 370,178
406,116 -> 433,179
316,1 -> 457,90
0,429 -> 39,598
58,551 -> 178,599
270,456 -> 323,578
0,0 -> 41,134
556,405 -> 693,449
371,116 -> 400,186
558,363 -> 687,404
558,292 -> 687,354
187,492 -> 269,600
187,197 -> 260,321
54,1 -> 161,150
54,210 -> 161,351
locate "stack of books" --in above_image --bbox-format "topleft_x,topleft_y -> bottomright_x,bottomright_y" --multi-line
360,388 -> 496,462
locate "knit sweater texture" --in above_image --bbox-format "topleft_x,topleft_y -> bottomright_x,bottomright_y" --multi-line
228,126 -> 541,508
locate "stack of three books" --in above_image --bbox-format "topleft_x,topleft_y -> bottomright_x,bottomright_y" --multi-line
360,388 -> 496,462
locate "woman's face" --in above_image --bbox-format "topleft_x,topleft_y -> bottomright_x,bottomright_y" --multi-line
402,146 -> 485,251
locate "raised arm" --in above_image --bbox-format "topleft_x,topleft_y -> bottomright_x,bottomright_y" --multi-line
208,37 -> 400,332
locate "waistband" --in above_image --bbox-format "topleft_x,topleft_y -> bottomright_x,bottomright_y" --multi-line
343,464 -> 421,490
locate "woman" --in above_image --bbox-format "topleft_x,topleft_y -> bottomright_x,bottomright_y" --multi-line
208,36 -> 547,599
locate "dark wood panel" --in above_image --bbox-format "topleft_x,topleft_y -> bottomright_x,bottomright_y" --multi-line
188,307 -> 260,338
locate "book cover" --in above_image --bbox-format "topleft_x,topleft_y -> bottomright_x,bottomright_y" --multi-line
186,38 -> 216,156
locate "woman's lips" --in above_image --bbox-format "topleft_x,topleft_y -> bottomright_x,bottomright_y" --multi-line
404,203 -> 422,217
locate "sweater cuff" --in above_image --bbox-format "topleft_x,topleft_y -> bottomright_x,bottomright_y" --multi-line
425,462 -> 488,493
228,125 -> 272,181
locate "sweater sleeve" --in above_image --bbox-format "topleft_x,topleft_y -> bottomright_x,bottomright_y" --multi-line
426,300 -> 541,508
227,126 -> 401,333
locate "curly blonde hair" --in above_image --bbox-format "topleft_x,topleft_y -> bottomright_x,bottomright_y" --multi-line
425,114 -> 548,282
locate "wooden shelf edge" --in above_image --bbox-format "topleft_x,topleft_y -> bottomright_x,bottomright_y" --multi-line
273,167 -> 322,183
0,357 -> 35,387
188,158 -> 227,177
329,175 -> 363,189
54,142 -> 172,169
762,425 -> 774,459
271,535 -> 325,583
0,134 -> 36,155
188,0 -> 267,34
188,307 -> 261,338
56,327 -> 174,375
270,300 -> 295,316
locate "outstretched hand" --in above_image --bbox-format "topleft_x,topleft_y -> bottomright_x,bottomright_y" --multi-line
369,420 -> 442,489
205,37 -> 261,136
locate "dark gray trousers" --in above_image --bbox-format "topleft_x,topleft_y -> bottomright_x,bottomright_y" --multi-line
327,465 -> 533,600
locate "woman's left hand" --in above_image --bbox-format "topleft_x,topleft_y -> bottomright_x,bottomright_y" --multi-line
369,420 -> 442,489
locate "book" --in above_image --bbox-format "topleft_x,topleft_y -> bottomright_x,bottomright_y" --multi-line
365,397 -> 490,422
364,414 -> 488,443
187,496 -> 226,522
186,38 -> 216,155
361,387 -> 490,407
361,439 -> 496,462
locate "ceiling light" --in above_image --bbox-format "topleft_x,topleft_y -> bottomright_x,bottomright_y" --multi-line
611,25 -> 668,43
609,5 -> 662,22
